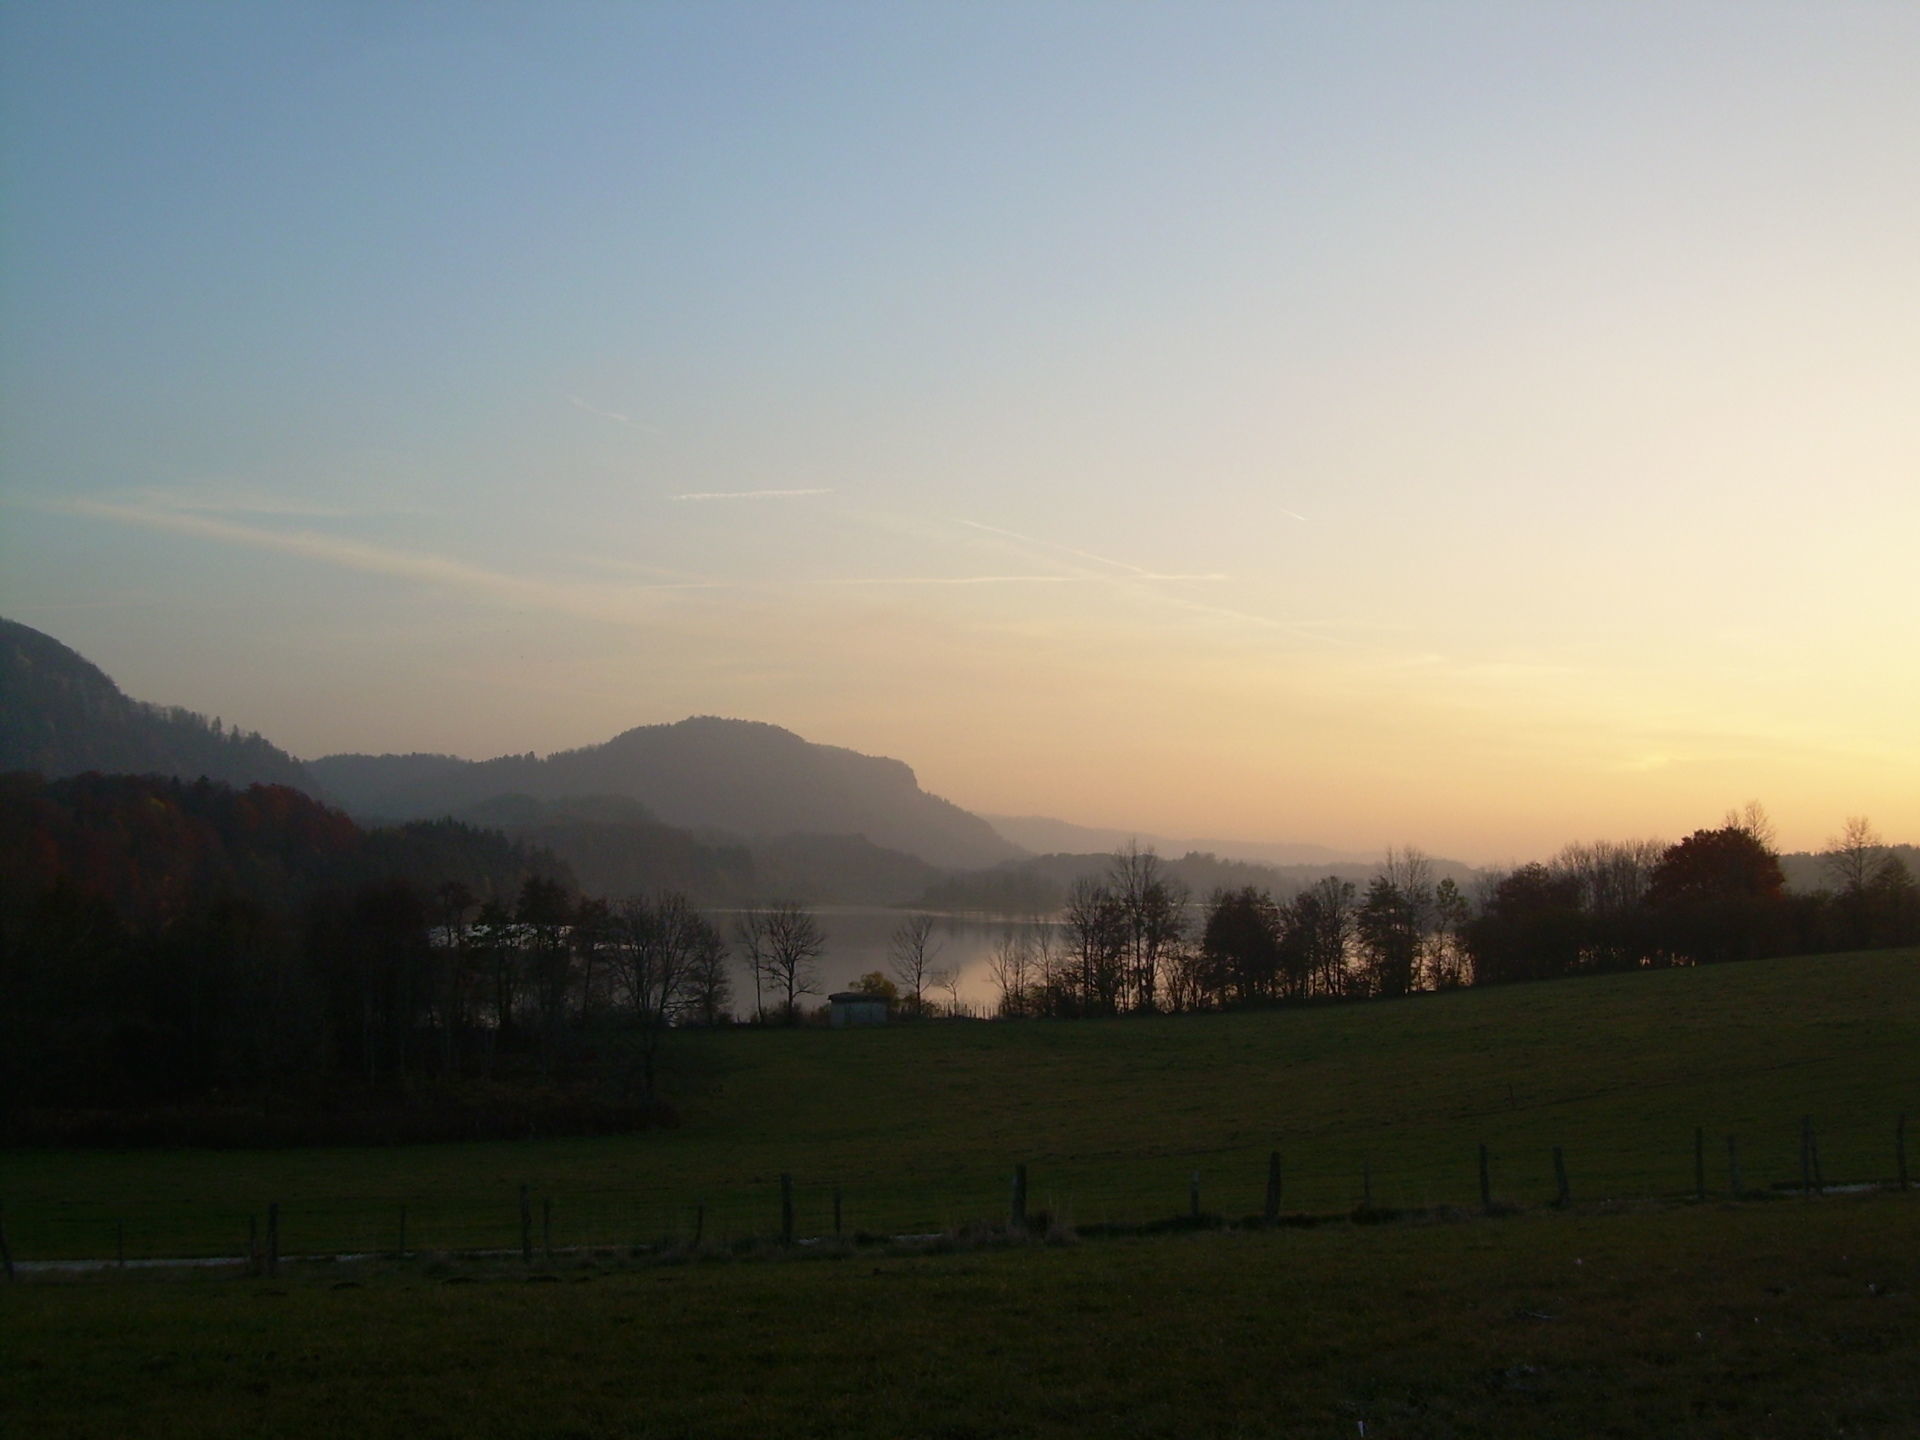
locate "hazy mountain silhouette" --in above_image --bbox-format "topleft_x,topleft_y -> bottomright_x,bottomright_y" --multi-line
406,791 -> 939,905
984,812 -> 1375,867
0,617 -> 317,793
311,716 -> 1022,870
300,751 -> 472,812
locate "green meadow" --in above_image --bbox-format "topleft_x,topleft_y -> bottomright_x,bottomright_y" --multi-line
5,948 -> 1916,1261
5,1196 -> 1917,1438
5,950 -> 1918,1438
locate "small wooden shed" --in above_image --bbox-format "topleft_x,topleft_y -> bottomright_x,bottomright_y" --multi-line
827,992 -> 889,1027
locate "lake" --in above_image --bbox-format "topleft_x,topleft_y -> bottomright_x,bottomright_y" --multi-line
706,907 -> 1063,1019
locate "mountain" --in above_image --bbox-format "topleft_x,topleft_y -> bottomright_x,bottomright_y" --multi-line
310,716 -> 1022,871
0,617 -> 318,793
2,618 -> 1013,892
293,751 -> 470,813
984,812 -> 1375,868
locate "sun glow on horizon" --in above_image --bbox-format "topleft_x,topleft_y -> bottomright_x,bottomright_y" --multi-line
3,3 -> 1916,865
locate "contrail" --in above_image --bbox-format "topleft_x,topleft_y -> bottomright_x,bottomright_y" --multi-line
959,518 -> 1161,577
568,395 -> 661,434
823,574 -> 1080,586
673,488 -> 834,501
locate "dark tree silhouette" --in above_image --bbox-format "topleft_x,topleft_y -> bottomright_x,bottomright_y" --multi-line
746,899 -> 824,1024
887,913 -> 942,1017
1464,863 -> 1584,984
1647,826 -> 1786,965
1201,886 -> 1283,1005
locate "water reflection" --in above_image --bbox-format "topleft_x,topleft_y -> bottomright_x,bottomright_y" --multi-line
705,907 -> 1061,1020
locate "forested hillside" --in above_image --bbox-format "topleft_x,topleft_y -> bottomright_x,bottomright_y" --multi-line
0,773 -> 572,1132
0,617 -> 316,793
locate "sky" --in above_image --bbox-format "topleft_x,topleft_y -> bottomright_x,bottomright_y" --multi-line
3,1 -> 1916,865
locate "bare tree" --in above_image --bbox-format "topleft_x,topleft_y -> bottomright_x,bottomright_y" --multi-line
929,962 -> 964,1018
613,892 -> 721,1096
734,910 -> 770,1021
1825,816 -> 1885,895
887,914 -> 942,1018
1550,837 -> 1664,971
1062,875 -> 1127,1016
1362,845 -> 1436,998
1296,875 -> 1357,997
1724,800 -> 1777,853
758,900 -> 825,1024
1107,842 -> 1189,1013
1428,877 -> 1472,989
986,926 -> 1035,1017
1027,916 -> 1068,1015
1825,816 -> 1888,948
683,924 -> 733,1026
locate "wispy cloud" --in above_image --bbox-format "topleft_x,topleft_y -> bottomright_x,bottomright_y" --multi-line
568,395 -> 661,434
946,516 -> 1358,640
958,519 -> 1200,579
40,498 -> 730,623
824,574 -> 1081,586
122,482 -> 417,519
673,488 -> 835,502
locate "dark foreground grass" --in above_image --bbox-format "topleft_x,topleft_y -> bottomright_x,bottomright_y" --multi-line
5,949 -> 1918,1260
5,1192 -> 1917,1439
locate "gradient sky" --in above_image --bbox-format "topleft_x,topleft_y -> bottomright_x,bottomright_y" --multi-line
3,2 -> 1915,864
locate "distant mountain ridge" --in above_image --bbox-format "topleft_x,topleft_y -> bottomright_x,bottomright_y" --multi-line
0,617 -> 1014,895
310,717 -> 1022,871
0,617 -> 317,793
984,812 -> 1376,868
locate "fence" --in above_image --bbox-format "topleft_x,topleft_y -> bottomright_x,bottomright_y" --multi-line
3,1109 -> 1910,1275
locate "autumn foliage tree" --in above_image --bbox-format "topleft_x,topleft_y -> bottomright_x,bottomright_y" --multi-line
1646,825 -> 1787,965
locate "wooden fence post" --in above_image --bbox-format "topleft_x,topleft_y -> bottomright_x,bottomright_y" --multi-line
780,1173 -> 795,1244
1478,1143 -> 1492,1212
1694,1127 -> 1706,1201
519,1184 -> 532,1263
1010,1164 -> 1028,1230
266,1202 -> 280,1277
1552,1145 -> 1570,1207
1899,1114 -> 1909,1191
1727,1134 -> 1741,1198
1264,1151 -> 1282,1224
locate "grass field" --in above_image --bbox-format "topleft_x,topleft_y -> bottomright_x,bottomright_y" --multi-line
4,949 -> 1918,1261
5,1193 -> 1917,1438
5,950 -> 1919,1438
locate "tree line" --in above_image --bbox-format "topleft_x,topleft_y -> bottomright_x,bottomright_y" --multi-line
966,811 -> 1918,1019
6,772 -> 1915,1136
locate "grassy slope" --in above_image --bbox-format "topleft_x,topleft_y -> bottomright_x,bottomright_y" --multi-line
4,1196 -> 1917,1439
6,949 -> 1918,1259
